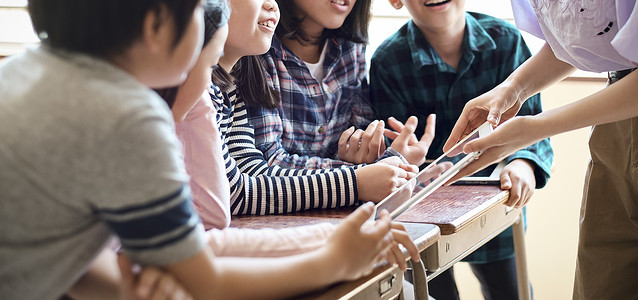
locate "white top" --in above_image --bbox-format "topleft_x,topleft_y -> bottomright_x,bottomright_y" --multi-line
512,0 -> 638,72
304,41 -> 328,82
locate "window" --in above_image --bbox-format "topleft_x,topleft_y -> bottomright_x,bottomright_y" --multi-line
0,1 -> 37,57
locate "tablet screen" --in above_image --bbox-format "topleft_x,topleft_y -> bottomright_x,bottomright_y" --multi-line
374,122 -> 491,219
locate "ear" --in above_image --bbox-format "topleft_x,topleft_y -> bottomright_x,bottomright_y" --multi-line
387,0 -> 403,10
141,6 -> 172,54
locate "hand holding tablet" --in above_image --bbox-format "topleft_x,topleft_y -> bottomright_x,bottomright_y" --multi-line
373,121 -> 493,220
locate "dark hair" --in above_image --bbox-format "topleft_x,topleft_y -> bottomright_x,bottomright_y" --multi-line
230,56 -> 280,109
274,0 -> 371,44
155,0 -> 231,108
210,57 -> 279,109
28,0 -> 202,58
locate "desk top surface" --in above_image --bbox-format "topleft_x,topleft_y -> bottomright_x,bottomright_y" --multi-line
395,185 -> 509,234
231,185 -> 509,236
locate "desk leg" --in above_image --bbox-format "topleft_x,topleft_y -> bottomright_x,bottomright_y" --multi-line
513,215 -> 531,300
408,260 -> 429,300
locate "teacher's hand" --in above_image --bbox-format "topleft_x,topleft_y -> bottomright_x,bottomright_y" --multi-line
443,83 -> 524,153
446,116 -> 544,184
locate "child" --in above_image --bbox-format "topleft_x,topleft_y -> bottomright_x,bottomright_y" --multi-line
369,0 -> 554,299
165,0 -> 417,227
246,0 -> 435,171
444,1 -> 637,298
0,1 -> 415,299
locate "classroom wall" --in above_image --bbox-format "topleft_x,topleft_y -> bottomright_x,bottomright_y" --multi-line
454,78 -> 606,300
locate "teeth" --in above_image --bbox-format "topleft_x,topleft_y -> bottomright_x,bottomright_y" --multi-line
331,0 -> 346,5
258,20 -> 276,29
425,0 -> 448,4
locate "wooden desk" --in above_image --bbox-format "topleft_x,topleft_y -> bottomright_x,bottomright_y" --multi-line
230,185 -> 531,300
396,185 -> 531,300
231,209 -> 439,300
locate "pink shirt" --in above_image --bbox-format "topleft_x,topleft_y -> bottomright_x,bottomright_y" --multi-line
176,92 -> 231,230
512,0 -> 638,72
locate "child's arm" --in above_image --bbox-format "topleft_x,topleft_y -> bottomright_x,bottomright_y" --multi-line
166,204 -> 407,300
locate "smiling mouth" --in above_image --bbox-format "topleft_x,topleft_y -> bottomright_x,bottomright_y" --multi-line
424,0 -> 451,7
331,0 -> 347,6
258,19 -> 276,30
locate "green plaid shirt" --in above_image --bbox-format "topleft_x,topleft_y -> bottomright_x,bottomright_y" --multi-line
370,12 -> 553,263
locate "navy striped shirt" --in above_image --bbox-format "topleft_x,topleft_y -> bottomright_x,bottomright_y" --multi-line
208,84 -> 360,215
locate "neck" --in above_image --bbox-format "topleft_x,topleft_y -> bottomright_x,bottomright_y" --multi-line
218,53 -> 240,73
281,19 -> 325,63
416,19 -> 465,70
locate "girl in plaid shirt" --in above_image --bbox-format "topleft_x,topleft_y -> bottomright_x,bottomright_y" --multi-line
246,0 -> 436,172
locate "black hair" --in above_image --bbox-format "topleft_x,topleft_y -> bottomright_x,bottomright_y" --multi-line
208,56 -> 280,109
230,56 -> 280,109
155,0 -> 230,108
274,0 -> 371,44
28,0 -> 202,59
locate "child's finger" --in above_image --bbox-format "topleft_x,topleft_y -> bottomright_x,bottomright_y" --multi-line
420,114 -> 436,144
386,117 -> 405,132
360,121 -> 379,155
338,127 -> 355,156
345,202 -> 376,229
384,128 -> 400,140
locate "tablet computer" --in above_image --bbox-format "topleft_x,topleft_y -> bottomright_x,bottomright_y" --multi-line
374,121 -> 493,220
453,161 -> 505,185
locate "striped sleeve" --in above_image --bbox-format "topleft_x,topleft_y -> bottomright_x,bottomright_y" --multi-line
217,88 -> 359,215
98,185 -> 206,265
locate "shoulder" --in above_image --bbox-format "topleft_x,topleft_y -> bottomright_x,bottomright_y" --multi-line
469,12 -> 522,39
371,22 -> 411,64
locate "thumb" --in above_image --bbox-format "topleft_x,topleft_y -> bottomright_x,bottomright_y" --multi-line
487,106 -> 502,126
462,135 -> 492,154
346,202 -> 375,228
500,170 -> 512,190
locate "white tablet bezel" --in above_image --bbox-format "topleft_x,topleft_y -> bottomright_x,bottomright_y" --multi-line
374,121 -> 493,220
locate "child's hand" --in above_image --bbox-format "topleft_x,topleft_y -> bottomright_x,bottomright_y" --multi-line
386,115 -> 435,166
384,221 -> 421,271
500,159 -> 536,208
325,203 -> 393,281
338,120 -> 386,164
118,254 -> 192,300
354,161 -> 417,203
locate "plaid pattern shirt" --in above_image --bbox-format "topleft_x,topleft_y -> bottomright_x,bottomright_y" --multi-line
247,36 -> 376,169
370,12 -> 554,263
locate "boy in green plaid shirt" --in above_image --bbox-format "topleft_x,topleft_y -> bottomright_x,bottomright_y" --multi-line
370,0 -> 553,299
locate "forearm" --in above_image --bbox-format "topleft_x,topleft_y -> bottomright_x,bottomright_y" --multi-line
507,43 -> 577,103
167,247 -> 338,300
206,223 -> 336,257
533,70 -> 638,138
230,168 -> 358,215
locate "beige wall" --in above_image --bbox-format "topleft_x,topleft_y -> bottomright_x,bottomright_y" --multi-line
455,78 -> 606,300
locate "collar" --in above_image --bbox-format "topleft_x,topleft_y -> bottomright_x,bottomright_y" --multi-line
406,12 -> 497,70
269,35 -> 343,69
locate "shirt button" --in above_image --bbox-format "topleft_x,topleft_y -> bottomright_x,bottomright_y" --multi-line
317,126 -> 325,134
